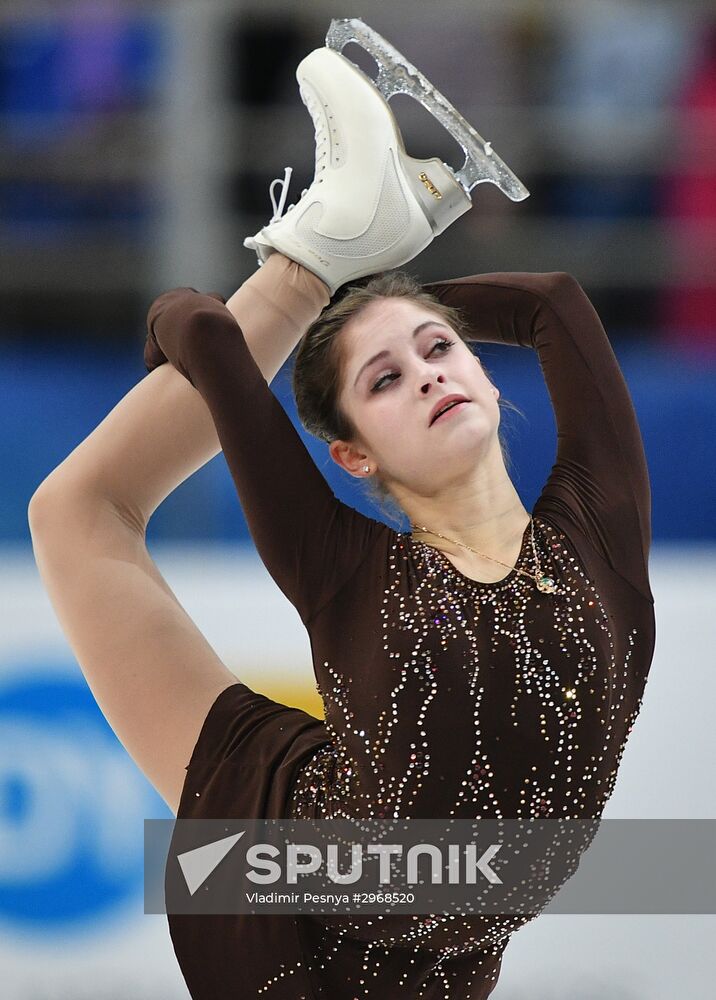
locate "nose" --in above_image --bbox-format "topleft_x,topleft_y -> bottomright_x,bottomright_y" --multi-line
420,372 -> 446,394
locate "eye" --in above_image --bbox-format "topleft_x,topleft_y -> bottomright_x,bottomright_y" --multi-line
371,372 -> 398,392
370,338 -> 454,392
430,338 -> 453,355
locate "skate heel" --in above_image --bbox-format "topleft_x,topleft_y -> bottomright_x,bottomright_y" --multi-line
399,153 -> 473,236
326,17 -> 529,204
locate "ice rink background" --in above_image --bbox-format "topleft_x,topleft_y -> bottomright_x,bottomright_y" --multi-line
2,1 -> 715,997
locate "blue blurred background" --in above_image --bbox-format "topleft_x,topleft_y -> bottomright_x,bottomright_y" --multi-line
2,0 -> 715,545
2,2 -> 715,998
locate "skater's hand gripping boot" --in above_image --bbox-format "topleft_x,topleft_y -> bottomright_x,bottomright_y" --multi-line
243,21 -> 528,296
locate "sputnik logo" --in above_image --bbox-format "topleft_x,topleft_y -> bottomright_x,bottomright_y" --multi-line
177,831 -> 246,895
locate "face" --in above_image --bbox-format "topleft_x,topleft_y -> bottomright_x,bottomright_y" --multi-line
329,297 -> 502,495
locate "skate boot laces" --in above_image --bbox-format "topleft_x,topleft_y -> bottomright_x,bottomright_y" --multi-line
242,166 -> 307,255
269,167 -> 298,223
264,84 -> 330,225
243,72 -> 337,254
299,86 -> 329,181
266,147 -> 326,226
267,82 -> 330,220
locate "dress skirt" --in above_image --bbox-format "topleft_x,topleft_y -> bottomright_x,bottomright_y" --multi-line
165,682 -> 506,999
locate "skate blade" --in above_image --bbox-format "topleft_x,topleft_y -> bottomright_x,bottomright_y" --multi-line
326,18 -> 529,203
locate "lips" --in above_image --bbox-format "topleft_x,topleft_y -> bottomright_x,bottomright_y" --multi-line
429,394 -> 470,426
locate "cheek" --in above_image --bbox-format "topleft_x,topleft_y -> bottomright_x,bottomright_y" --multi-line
343,396 -> 388,453
359,397 -> 417,459
365,399 -> 405,443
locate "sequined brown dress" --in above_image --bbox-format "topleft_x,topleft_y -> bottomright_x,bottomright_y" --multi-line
148,272 -> 655,999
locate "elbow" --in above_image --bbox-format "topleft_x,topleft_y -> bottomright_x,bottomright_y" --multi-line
149,287 -> 236,340
184,303 -> 238,339
153,288 -> 234,339
542,271 -> 586,304
535,272 -> 591,314
541,271 -> 582,297
161,299 -> 240,383
147,288 -> 232,347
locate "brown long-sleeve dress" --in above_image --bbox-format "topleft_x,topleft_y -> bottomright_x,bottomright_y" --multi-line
147,271 -> 655,999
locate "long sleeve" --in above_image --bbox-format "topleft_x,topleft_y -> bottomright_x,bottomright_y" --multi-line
423,271 -> 653,603
146,288 -> 385,625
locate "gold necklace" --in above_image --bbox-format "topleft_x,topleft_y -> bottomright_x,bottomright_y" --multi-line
409,515 -> 558,594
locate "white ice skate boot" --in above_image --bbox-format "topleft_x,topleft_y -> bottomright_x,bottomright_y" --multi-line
243,18 -> 529,296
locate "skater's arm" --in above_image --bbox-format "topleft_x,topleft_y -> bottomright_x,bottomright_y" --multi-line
25,258 -> 347,815
424,272 -> 652,601
147,286 -> 385,625
37,257 -> 330,528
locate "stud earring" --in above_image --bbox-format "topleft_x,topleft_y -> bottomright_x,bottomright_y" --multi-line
363,465 -> 370,474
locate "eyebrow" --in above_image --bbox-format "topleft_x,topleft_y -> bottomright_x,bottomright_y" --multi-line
353,321 -> 451,388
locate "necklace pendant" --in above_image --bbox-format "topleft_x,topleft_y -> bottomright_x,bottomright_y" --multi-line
536,575 -> 557,594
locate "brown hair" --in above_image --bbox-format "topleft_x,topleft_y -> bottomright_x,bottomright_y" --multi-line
291,270 -> 523,524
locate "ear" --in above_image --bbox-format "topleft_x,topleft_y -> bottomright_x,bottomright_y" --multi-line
328,439 -> 373,478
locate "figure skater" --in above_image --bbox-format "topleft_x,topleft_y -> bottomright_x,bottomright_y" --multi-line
29,23 -> 655,1000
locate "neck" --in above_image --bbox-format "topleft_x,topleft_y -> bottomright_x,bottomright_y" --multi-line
395,444 -> 530,555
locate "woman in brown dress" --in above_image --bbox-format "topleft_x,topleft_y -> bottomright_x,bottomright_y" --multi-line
28,34 -> 654,1000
